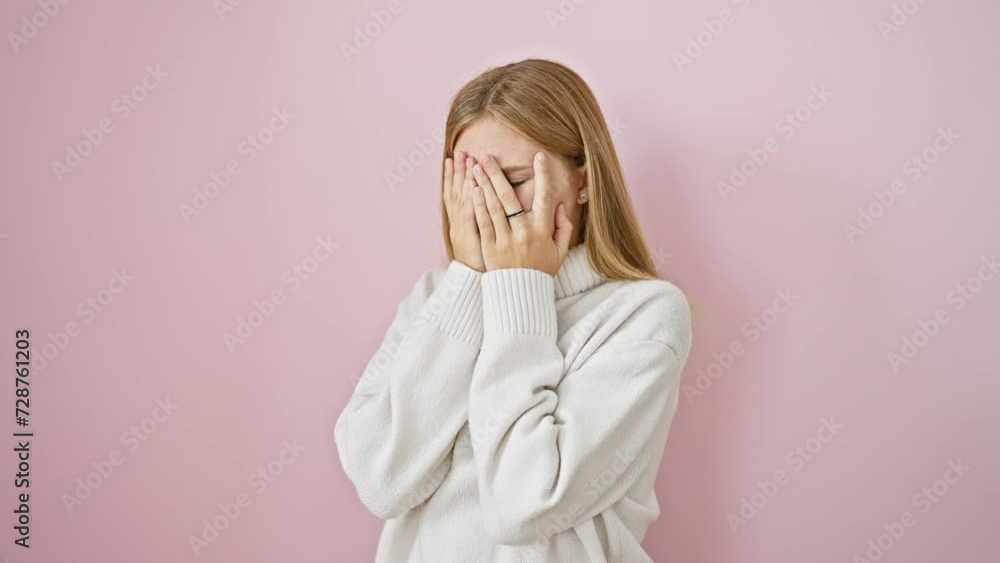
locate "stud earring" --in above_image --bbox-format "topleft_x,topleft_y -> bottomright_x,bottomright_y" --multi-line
578,192 -> 588,204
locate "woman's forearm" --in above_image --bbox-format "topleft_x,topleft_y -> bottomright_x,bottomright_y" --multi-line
334,260 -> 483,519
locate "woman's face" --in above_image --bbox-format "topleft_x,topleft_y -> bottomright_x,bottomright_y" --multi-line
453,117 -> 586,237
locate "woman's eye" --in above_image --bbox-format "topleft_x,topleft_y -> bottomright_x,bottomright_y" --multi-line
510,179 -> 528,188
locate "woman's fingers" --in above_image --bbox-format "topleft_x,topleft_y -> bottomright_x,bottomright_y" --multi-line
478,154 -> 521,217
464,157 -> 482,234
443,157 -> 454,202
532,151 -> 555,233
462,155 -> 476,206
463,157 -> 475,219
452,150 -> 467,200
471,184 -> 495,244
472,161 -> 511,240
446,151 -> 476,227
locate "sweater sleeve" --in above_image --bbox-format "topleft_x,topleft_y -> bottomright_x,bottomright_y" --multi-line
469,268 -> 691,546
334,260 -> 483,520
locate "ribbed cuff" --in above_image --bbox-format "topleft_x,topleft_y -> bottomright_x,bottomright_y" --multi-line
422,260 -> 484,345
482,268 -> 557,338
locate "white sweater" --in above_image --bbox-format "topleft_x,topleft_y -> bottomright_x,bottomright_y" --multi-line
334,244 -> 692,562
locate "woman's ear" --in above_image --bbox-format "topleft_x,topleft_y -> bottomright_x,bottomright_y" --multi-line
576,164 -> 588,192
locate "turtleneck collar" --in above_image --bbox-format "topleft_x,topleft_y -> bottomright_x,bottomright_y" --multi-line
553,244 -> 605,299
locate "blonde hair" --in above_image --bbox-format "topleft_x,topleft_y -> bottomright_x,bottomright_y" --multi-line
440,58 -> 661,282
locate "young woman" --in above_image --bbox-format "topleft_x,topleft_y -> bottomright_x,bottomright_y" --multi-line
334,59 -> 692,563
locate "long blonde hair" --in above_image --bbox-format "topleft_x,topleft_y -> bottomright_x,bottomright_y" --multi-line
440,58 -> 660,282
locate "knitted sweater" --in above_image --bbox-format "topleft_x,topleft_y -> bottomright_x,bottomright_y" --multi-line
334,243 -> 692,562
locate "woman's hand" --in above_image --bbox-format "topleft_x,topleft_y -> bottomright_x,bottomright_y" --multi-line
444,150 -> 486,273
470,152 -> 573,276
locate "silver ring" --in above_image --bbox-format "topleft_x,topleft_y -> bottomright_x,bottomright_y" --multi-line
506,209 -> 525,219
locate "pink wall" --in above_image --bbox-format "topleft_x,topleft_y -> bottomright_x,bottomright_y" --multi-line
1,0 -> 996,561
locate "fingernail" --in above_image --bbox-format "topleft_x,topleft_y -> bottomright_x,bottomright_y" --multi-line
474,164 -> 483,174
537,152 -> 545,163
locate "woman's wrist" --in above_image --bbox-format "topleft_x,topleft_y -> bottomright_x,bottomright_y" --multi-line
453,257 -> 486,274
481,267 -> 557,339
417,260 -> 485,345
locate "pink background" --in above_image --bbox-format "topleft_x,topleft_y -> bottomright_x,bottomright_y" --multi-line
1,0 -> 997,561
